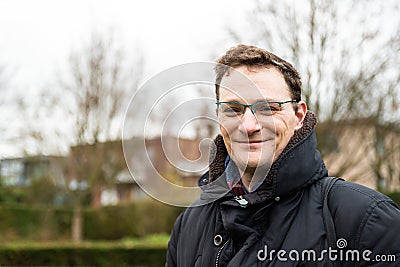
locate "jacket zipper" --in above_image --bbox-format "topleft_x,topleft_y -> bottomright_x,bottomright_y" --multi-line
234,195 -> 248,208
215,240 -> 229,267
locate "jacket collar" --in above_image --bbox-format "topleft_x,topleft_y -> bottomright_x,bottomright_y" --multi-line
198,111 -> 328,200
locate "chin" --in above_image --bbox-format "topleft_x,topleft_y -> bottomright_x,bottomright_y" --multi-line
231,153 -> 272,170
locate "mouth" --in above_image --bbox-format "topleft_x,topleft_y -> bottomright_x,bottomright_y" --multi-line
233,139 -> 272,144
237,140 -> 263,144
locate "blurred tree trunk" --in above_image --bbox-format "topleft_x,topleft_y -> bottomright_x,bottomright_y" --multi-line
72,205 -> 82,243
91,184 -> 103,208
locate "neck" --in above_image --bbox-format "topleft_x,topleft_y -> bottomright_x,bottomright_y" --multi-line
240,169 -> 253,191
238,166 -> 270,192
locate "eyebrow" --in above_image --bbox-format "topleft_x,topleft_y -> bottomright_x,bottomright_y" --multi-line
220,98 -> 274,103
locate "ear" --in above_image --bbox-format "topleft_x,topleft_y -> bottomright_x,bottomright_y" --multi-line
294,101 -> 307,130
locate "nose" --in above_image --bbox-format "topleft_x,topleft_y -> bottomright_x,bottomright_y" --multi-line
238,107 -> 261,135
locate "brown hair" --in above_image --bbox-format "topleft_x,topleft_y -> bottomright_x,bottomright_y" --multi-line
215,44 -> 302,102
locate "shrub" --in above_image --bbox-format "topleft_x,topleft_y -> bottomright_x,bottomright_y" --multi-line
84,199 -> 184,240
0,200 -> 184,242
385,191 -> 400,206
0,204 -> 72,242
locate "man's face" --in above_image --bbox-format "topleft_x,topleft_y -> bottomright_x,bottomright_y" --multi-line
218,66 -> 306,171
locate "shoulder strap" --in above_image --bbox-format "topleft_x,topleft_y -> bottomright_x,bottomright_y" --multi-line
321,177 -> 343,266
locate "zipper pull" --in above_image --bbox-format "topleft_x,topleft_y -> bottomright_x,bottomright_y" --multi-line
234,196 -> 248,208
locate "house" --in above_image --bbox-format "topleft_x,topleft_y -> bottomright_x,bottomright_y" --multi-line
0,155 -> 69,205
0,155 -> 67,187
69,135 -> 209,206
0,135 -> 210,207
316,118 -> 400,192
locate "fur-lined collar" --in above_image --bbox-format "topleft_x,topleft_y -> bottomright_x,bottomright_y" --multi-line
208,111 -> 317,182
200,111 -> 327,200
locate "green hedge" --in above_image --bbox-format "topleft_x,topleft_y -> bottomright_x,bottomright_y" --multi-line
84,200 -> 184,240
0,204 -> 72,241
0,200 -> 184,242
0,242 -> 167,267
385,191 -> 400,206
1,191 -> 399,243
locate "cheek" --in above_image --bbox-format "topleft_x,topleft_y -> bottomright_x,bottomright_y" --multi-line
274,116 -> 296,138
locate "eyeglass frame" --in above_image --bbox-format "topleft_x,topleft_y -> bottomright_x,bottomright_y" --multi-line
215,100 -> 299,117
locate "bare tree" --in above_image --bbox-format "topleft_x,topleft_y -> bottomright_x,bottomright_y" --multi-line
227,0 -> 400,189
13,32 -> 144,242
63,33 -> 143,144
59,32 -> 143,242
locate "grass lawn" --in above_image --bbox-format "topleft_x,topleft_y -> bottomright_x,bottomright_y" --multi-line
0,233 -> 170,248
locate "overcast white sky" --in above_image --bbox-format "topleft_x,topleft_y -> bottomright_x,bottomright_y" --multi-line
1,1 -> 398,158
0,0 -> 252,91
0,0 -> 256,157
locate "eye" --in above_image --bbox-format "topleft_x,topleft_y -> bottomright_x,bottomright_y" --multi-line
258,104 -> 272,112
269,104 -> 281,112
222,104 -> 242,113
255,103 -> 280,114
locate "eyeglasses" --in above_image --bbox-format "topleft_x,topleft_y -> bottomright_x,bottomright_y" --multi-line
216,100 -> 298,120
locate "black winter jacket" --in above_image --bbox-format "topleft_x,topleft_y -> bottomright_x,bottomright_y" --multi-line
167,112 -> 400,266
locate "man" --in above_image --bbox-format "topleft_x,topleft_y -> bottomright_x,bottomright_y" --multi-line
166,44 -> 400,266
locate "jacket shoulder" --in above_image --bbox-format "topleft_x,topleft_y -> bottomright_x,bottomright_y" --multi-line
325,179 -> 400,251
327,179 -> 398,220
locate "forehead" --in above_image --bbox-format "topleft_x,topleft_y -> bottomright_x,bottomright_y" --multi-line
219,66 -> 291,102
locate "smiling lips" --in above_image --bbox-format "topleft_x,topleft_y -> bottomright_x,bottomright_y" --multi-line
234,139 -> 269,144
233,140 -> 273,149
